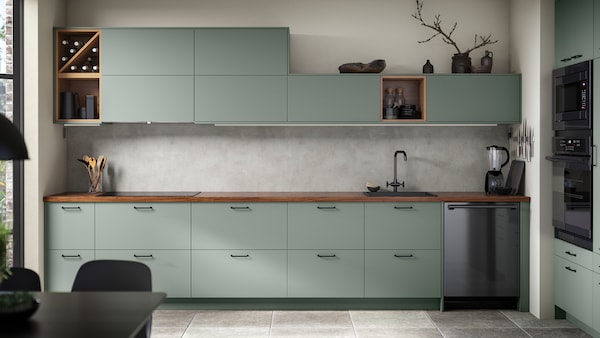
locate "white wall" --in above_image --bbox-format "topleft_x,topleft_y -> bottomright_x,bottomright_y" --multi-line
24,0 -> 67,277
509,0 -> 554,318
66,0 -> 510,75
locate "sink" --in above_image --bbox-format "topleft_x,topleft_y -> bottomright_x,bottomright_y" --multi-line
363,191 -> 437,197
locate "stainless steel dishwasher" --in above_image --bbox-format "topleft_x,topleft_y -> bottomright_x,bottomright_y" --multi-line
444,202 -> 520,308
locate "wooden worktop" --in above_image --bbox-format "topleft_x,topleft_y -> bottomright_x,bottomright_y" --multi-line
43,191 -> 530,203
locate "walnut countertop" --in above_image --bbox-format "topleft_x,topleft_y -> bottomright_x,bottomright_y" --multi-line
43,191 -> 530,203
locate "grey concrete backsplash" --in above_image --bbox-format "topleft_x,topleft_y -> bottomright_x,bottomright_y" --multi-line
66,124 -> 509,192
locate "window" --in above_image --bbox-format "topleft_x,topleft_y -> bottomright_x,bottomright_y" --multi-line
0,0 -> 23,268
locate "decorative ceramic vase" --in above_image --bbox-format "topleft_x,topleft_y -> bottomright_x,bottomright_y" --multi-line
422,59 -> 434,73
451,53 -> 471,73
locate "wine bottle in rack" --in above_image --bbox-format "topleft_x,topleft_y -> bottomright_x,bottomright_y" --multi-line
72,40 -> 84,48
69,65 -> 78,72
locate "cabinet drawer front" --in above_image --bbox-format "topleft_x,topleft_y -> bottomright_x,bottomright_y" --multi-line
554,255 -> 593,325
45,250 -> 94,292
45,203 -> 95,249
95,203 -> 191,249
594,273 -> 600,332
191,250 -> 287,297
96,250 -> 191,298
102,28 -> 194,75
288,250 -> 364,297
194,28 -> 289,75
192,203 -> 286,249
555,239 -> 593,269
102,76 -> 194,122
288,203 -> 364,249
194,76 -> 287,122
365,250 -> 441,298
365,202 -> 441,249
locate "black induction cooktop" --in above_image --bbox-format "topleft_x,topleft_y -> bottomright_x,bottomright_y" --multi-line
100,191 -> 200,197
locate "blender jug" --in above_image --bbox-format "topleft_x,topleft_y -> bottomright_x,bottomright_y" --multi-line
487,145 -> 509,171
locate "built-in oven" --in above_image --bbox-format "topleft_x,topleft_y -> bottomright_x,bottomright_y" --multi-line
553,60 -> 592,130
547,133 -> 593,250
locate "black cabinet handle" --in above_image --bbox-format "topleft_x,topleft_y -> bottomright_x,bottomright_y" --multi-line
565,251 -> 577,257
317,254 -> 337,258
317,206 -> 337,210
61,206 -> 81,211
61,254 -> 81,259
394,254 -> 414,258
565,266 -> 577,273
394,206 -> 414,210
230,206 -> 251,210
230,254 -> 250,258
133,254 -> 154,259
133,206 -> 154,211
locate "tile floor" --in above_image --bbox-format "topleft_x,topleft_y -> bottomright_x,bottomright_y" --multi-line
150,309 -> 593,338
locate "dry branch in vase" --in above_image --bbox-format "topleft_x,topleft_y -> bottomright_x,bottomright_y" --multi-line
411,0 -> 498,55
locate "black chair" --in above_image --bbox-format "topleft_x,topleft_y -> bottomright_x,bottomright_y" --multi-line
71,260 -> 153,338
0,267 -> 41,291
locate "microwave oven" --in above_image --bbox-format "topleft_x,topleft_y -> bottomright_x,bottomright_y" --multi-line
553,60 -> 592,131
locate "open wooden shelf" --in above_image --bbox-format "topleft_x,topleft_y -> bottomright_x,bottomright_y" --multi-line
380,76 -> 426,122
55,29 -> 101,123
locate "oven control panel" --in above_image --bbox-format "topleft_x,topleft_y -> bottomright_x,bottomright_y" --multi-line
553,136 -> 591,156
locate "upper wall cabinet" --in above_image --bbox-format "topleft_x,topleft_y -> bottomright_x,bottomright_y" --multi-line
54,29 -> 102,123
194,28 -> 289,123
555,0 -> 594,67
101,29 -> 195,122
425,74 -> 521,124
288,75 -> 380,123
194,28 -> 289,75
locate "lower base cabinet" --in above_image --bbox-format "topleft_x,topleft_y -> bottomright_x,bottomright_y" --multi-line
191,250 -> 287,298
554,239 -> 594,327
288,250 -> 364,297
95,250 -> 191,298
45,250 -> 94,292
365,250 -> 441,298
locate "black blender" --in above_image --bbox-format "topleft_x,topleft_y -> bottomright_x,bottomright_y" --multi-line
485,145 -> 509,194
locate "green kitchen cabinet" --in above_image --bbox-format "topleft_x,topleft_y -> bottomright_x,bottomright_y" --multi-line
191,203 -> 286,249
288,202 -> 364,249
45,203 -> 95,291
191,250 -> 287,297
45,203 -> 94,250
194,28 -> 289,75
45,250 -> 95,291
365,250 -> 441,298
554,239 -> 594,327
96,249 -> 191,297
288,250 -> 364,297
102,28 -> 194,75
287,75 -> 380,123
594,269 -> 600,332
425,74 -> 521,124
95,203 -> 191,250
365,202 -> 441,249
102,76 -> 194,122
194,76 -> 287,123
554,0 -> 593,66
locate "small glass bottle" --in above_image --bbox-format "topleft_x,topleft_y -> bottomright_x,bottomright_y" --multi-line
384,87 -> 395,108
395,87 -> 405,107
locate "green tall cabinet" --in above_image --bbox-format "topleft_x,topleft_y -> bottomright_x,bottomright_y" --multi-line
555,0 -> 594,67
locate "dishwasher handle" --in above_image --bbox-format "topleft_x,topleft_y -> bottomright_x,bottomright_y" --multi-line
446,203 -> 518,210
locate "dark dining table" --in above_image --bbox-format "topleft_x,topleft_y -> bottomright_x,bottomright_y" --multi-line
1,291 -> 166,338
